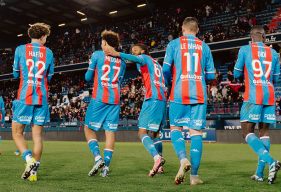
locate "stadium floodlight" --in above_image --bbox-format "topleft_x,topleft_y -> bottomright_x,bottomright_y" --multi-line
137,4 -> 146,7
17,34 -> 23,37
58,23 -> 65,26
77,11 -> 85,15
81,18 -> 87,21
109,11 -> 117,14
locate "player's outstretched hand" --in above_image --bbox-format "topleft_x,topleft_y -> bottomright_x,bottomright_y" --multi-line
104,48 -> 120,57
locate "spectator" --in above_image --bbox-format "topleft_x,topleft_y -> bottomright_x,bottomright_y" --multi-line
211,85 -> 218,99
216,92 -> 223,103
222,85 -> 228,97
247,1 -> 252,12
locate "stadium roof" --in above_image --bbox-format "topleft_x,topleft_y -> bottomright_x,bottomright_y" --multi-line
0,0 -> 193,39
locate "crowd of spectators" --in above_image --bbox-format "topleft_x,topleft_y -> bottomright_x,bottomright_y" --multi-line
0,0 -> 280,75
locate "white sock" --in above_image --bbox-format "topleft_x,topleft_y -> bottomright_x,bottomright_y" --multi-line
26,155 -> 32,163
190,174 -> 199,180
180,158 -> 188,165
153,154 -> 160,162
95,155 -> 101,161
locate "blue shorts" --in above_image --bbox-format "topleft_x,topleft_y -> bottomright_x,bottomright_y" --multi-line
241,102 -> 276,123
139,99 -> 167,132
85,98 -> 120,132
169,102 -> 206,130
12,100 -> 50,126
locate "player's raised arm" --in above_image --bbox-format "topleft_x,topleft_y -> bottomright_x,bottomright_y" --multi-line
13,47 -> 20,79
204,45 -> 215,81
273,52 -> 280,84
163,43 -> 174,85
104,48 -> 143,64
234,47 -> 245,79
85,52 -> 98,82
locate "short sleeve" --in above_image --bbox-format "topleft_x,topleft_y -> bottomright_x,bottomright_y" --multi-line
234,47 -> 245,72
13,47 -> 20,72
89,51 -> 99,71
163,42 -> 174,66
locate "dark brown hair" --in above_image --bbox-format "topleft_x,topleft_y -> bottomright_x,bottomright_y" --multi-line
133,44 -> 150,56
101,30 -> 119,48
28,23 -> 51,39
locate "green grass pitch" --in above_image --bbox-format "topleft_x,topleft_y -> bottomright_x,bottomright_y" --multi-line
0,140 -> 281,192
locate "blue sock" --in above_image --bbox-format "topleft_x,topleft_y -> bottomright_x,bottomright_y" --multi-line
256,136 -> 270,178
246,133 -> 274,166
22,149 -> 32,161
141,134 -> 158,158
171,130 -> 187,161
88,139 -> 101,159
33,160 -> 41,171
153,138 -> 163,156
190,134 -> 203,175
104,149 -> 113,167
16,149 -> 19,153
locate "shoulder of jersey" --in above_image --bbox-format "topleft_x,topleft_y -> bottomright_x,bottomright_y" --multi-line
169,37 -> 180,45
94,50 -> 103,54
270,46 -> 278,56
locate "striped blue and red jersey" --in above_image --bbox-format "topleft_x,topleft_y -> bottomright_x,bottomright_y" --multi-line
137,54 -> 167,101
89,51 -> 126,105
13,42 -> 54,105
163,34 -> 215,104
234,43 -> 280,105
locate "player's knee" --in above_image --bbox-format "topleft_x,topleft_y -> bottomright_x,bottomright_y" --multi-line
138,129 -> 147,138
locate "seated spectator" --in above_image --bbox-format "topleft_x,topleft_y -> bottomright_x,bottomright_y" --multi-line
216,92 -> 223,103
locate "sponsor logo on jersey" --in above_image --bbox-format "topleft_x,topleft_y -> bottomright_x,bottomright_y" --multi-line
193,119 -> 205,126
17,116 -> 32,122
27,80 -> 42,86
89,122 -> 102,128
107,123 -> 118,129
35,116 -> 46,122
101,82 -> 118,88
252,79 -> 270,85
249,114 -> 260,120
153,80 -> 165,88
264,114 -> 276,120
180,74 -> 202,81
174,118 -> 190,124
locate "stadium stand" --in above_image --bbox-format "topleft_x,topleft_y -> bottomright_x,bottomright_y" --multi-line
1,0 -> 281,127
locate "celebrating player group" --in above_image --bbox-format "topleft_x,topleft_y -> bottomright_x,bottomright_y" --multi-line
10,16 -> 280,185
